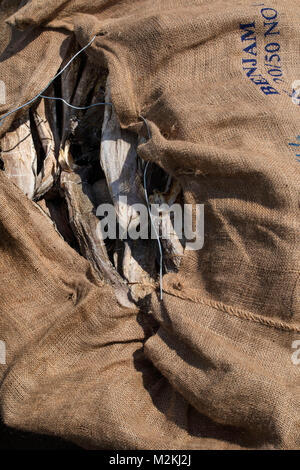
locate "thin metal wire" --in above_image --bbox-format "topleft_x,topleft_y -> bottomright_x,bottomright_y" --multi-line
0,35 -> 97,126
0,33 -> 164,299
40,95 -> 112,110
141,115 -> 163,301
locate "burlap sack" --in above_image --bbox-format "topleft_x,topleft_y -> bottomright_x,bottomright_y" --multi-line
0,0 -> 299,449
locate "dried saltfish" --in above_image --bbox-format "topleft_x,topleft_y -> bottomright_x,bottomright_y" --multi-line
101,82 -> 143,210
101,82 -> 156,300
60,42 -> 82,146
61,57 -> 100,147
0,113 -> 36,199
121,241 -> 156,300
150,177 -> 184,271
33,98 -> 59,200
60,143 -> 124,287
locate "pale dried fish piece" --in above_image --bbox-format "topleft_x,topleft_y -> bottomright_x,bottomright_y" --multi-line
33,98 -> 59,200
60,144 -> 125,288
122,241 -> 156,301
0,113 -> 36,199
101,82 -> 143,211
150,178 -> 184,271
101,82 -> 155,300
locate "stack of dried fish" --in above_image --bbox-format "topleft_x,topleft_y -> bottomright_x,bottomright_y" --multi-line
0,41 -> 184,303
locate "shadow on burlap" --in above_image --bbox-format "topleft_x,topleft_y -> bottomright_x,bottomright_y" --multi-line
0,0 -> 299,449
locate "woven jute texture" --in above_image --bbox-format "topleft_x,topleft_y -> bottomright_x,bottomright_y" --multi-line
0,0 -> 299,449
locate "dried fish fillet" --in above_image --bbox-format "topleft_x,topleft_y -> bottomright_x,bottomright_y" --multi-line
150,178 -> 184,271
0,114 -> 36,199
60,144 -> 125,288
101,82 -> 155,300
33,98 -> 59,200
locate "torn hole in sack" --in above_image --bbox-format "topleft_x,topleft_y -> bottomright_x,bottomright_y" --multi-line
0,37 -> 185,304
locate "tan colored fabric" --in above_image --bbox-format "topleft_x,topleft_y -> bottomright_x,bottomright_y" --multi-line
0,0 -> 299,449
